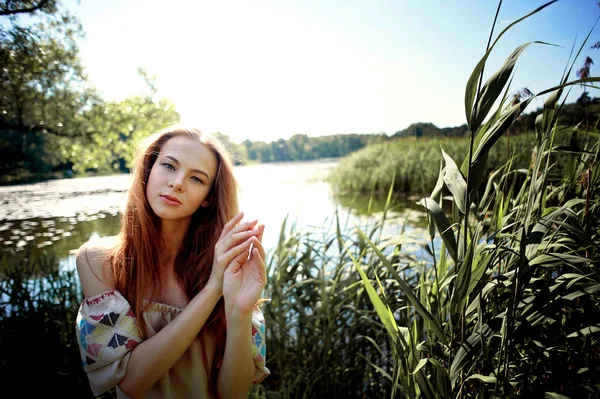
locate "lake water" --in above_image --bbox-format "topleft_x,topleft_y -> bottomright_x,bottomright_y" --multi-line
0,160 -> 432,271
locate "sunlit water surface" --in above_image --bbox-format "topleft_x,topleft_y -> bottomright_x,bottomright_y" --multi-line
0,160 -> 432,274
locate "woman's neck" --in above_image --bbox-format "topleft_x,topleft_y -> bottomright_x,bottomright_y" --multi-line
159,217 -> 191,270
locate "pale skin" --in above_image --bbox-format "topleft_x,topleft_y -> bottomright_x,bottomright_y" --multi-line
76,137 -> 267,399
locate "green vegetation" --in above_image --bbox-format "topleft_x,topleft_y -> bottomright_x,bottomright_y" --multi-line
215,133 -> 388,165
340,1 -> 600,397
392,122 -> 468,139
330,98 -> 600,196
1,1 -> 599,398
0,1 -> 180,184
0,249 -> 93,397
255,217 -> 397,397
330,133 -> 538,195
4,0 -> 600,186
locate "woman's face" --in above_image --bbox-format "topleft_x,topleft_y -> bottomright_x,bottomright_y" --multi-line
146,136 -> 218,222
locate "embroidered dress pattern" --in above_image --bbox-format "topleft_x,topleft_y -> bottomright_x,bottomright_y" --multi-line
76,290 -> 142,372
251,306 -> 270,383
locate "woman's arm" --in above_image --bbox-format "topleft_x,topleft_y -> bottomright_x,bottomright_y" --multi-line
76,240 -> 221,399
118,283 -> 222,398
218,226 -> 268,398
77,214 -> 260,398
218,310 -> 255,398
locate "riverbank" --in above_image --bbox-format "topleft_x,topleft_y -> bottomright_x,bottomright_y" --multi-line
0,168 -> 126,187
329,132 -> 541,195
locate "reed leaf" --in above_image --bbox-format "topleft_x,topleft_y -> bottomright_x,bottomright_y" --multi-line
465,0 -> 558,132
442,149 -> 468,214
345,243 -> 399,346
418,198 -> 458,263
355,227 -> 447,344
473,41 -> 555,132
466,374 -> 497,384
472,97 -> 534,165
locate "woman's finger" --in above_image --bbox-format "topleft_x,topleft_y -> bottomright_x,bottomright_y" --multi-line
229,247 -> 250,274
223,229 -> 259,251
250,247 -> 267,281
222,236 -> 255,267
216,218 -> 257,253
226,219 -> 258,237
257,224 -> 265,242
252,239 -> 266,263
220,211 -> 244,239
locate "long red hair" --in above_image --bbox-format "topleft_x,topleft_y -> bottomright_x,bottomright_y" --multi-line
108,125 -> 238,397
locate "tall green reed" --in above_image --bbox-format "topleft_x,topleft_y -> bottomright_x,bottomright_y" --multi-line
255,214 -> 414,398
350,1 -> 600,397
0,248 -> 94,397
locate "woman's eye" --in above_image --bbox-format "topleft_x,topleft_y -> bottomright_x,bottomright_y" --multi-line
191,176 -> 203,184
162,163 -> 175,170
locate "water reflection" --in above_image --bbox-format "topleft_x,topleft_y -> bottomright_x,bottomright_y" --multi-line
334,191 -> 428,223
0,160 -> 434,275
0,213 -> 121,258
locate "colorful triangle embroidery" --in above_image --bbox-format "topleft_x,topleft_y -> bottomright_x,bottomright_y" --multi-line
108,333 -> 129,348
99,312 -> 120,326
80,321 -> 96,335
87,343 -> 102,357
125,339 -> 138,349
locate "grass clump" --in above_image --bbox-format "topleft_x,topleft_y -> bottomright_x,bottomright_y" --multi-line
0,249 -> 93,397
330,133 -> 537,195
346,1 -> 600,397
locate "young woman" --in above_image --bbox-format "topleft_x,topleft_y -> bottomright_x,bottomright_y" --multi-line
75,126 -> 269,398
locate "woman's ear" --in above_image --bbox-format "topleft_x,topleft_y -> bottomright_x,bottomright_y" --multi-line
201,195 -> 212,207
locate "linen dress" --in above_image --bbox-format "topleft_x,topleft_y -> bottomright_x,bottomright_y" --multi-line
76,289 -> 270,398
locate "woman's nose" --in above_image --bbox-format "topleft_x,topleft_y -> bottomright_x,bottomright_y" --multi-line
168,175 -> 185,192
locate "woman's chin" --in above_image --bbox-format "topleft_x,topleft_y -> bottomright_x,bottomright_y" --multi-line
151,205 -> 187,221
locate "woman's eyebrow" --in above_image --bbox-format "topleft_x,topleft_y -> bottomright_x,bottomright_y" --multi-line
164,155 -> 210,179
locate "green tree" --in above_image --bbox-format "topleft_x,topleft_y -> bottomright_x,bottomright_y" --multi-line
0,1 -> 181,182
0,1 -> 101,179
0,0 -> 59,17
69,72 -> 180,173
212,131 -> 247,165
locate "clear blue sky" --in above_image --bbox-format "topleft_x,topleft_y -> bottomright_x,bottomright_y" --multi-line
62,0 -> 600,143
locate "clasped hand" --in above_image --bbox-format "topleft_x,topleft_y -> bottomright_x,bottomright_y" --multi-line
210,212 -> 267,315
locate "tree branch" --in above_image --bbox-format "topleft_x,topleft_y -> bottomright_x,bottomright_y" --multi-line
0,0 -> 52,16
0,123 -> 96,138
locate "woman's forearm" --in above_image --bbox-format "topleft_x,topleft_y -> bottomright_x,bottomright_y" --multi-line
118,283 -> 221,398
217,310 -> 255,399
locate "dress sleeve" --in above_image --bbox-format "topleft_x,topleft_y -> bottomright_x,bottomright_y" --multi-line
251,306 -> 271,384
75,289 -> 143,396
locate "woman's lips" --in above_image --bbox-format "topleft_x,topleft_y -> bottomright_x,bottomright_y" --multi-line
160,195 -> 182,206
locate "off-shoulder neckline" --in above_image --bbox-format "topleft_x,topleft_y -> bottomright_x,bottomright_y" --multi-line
143,299 -> 184,314
83,288 -> 184,314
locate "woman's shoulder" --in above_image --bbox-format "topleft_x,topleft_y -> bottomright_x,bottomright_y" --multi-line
75,236 -> 120,298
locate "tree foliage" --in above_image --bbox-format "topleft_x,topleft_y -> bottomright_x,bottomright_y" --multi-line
393,122 -> 468,138
0,0 -> 59,17
240,133 -> 387,163
0,0 -> 180,183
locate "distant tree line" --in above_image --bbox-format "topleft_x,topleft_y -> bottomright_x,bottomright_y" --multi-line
392,123 -> 468,138
389,95 -> 600,139
386,95 -> 600,140
220,133 -> 389,164
223,95 -> 600,164
510,93 -> 600,133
